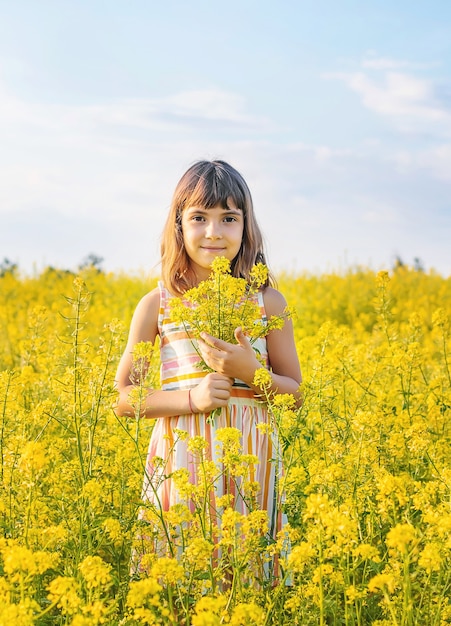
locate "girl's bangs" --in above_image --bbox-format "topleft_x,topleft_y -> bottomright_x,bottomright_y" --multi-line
182,173 -> 246,212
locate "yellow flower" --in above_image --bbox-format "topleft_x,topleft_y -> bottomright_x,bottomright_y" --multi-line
78,556 -> 112,590
192,612 -> 221,626
198,459 -> 217,483
164,503 -> 193,527
352,543 -> 381,562
0,600 -> 40,625
130,340 -> 158,387
303,492 -> 331,521
19,440 -> 49,474
345,585 -> 367,603
172,467 -> 194,500
215,427 -> 241,448
187,435 -> 209,454
173,428 -> 189,440
102,518 -> 122,544
368,572 -> 397,594
184,538 -> 214,568
47,576 -> 82,614
272,393 -> 297,408
131,340 -> 156,361
75,601 -> 110,624
249,262 -> 269,287
151,557 -> 184,585
168,257 -> 290,373
2,542 -> 59,577
126,577 -> 162,608
242,510 -> 268,537
216,494 -> 235,508
81,479 -> 105,513
41,525 -> 69,549
229,602 -> 265,625
418,542 -> 442,573
287,542 -> 316,572
219,508 -> 242,547
385,523 -> 418,554
376,270 -> 390,286
312,563 -> 336,584
255,421 -> 272,435
192,596 -> 227,626
6,252 -> 451,624
242,480 -> 260,499
432,307 -> 449,329
252,367 -> 272,390
73,276 -> 87,291
210,255 -> 232,274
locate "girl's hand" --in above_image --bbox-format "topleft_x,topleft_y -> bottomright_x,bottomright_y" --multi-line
190,372 -> 233,413
198,327 -> 261,385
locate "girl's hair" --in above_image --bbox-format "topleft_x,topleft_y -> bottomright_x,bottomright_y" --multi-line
161,160 -> 274,295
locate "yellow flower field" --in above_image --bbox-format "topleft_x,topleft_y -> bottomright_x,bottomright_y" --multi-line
0,263 -> 450,625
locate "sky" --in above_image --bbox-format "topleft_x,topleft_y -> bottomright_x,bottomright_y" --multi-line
1,0 -> 451,277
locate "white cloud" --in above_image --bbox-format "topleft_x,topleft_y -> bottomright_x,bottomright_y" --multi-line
361,203 -> 400,224
325,56 -> 451,136
3,138 -> 450,277
0,78 -> 270,139
389,143 -> 451,181
161,90 -> 269,126
329,70 -> 447,120
361,55 -> 437,71
0,73 -> 450,278
0,77 -> 272,222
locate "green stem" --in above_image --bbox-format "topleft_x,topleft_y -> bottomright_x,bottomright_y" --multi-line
0,370 -> 13,483
72,288 -> 86,483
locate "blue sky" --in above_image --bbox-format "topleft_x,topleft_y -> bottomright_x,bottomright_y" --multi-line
1,0 -> 450,276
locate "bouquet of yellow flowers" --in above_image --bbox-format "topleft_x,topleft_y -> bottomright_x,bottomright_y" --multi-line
169,255 -> 292,381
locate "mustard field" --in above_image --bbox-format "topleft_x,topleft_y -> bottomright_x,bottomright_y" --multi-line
1,264 -> 451,625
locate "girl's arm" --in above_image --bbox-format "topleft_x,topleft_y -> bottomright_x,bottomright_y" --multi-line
198,287 -> 302,404
114,288 -> 233,418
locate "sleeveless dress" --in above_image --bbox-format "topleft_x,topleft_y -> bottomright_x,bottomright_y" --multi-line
135,282 -> 283,567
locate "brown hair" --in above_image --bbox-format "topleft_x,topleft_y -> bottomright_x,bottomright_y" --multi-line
161,160 -> 274,295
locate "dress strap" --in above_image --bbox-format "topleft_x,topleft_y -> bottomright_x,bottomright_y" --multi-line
256,289 -> 268,324
157,281 -> 169,336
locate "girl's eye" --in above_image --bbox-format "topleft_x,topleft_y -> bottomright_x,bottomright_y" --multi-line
223,216 -> 237,223
192,215 -> 205,222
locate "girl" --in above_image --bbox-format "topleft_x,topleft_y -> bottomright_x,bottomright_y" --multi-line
115,160 -> 302,573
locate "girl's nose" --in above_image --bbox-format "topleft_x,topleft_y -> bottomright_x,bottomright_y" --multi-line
205,220 -> 222,238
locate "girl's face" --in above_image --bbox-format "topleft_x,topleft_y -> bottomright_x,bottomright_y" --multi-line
181,199 -> 244,282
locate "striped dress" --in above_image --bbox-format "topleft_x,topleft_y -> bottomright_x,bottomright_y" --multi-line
138,282 -> 283,553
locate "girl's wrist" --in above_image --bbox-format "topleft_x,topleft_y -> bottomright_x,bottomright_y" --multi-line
242,359 -> 263,388
188,388 -> 196,413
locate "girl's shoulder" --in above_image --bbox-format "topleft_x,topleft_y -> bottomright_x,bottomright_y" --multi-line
122,287 -> 161,346
134,281 -> 173,310
130,287 -> 160,328
136,285 -> 160,310
262,286 -> 288,316
132,281 -> 176,327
